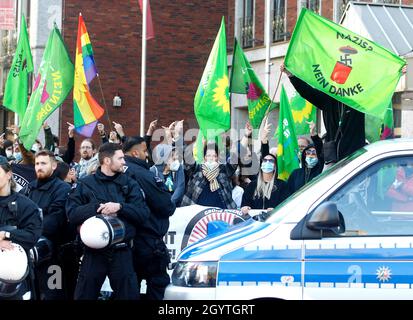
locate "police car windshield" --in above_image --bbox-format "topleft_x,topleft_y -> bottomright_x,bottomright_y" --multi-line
265,147 -> 367,224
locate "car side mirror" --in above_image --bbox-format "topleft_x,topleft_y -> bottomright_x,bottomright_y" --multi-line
307,202 -> 341,231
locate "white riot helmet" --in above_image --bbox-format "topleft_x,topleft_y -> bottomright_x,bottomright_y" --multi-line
80,215 -> 125,249
0,243 -> 29,297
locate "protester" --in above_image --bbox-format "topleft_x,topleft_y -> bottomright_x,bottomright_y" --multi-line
287,144 -> 324,194
181,142 -> 237,209
150,144 -> 185,207
241,153 -> 289,212
73,138 -> 98,179
281,62 -> 365,164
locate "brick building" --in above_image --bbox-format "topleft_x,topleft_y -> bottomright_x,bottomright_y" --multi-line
1,0 -> 413,148
60,0 -> 228,145
0,0 -> 228,148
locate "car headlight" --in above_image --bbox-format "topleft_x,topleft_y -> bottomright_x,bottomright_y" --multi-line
171,261 -> 217,287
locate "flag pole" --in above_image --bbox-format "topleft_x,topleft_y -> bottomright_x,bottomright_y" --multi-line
265,0 -> 271,93
263,71 -> 282,120
140,0 -> 147,136
96,74 -> 114,132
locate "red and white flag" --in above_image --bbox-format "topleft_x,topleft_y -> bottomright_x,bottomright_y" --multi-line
138,0 -> 155,40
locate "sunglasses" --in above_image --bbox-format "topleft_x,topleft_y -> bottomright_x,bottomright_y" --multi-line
305,149 -> 317,156
262,158 -> 275,164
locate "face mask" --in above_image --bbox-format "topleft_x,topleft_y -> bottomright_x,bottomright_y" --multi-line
14,152 -> 22,162
305,157 -> 318,168
169,160 -> 180,172
206,161 -> 218,170
5,150 -> 13,158
261,161 -> 275,173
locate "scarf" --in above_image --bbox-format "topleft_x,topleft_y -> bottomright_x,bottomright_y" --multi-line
201,163 -> 220,192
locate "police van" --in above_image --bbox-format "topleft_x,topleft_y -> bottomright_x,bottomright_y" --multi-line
165,139 -> 413,300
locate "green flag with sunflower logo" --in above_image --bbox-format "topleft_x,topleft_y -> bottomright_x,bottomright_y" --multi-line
277,85 -> 300,181
194,17 -> 230,141
230,38 -> 278,129
290,91 -> 316,135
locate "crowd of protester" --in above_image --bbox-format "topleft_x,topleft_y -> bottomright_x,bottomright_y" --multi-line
0,110 -> 326,301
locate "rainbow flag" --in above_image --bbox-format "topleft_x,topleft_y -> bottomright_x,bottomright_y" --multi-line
73,13 -> 105,137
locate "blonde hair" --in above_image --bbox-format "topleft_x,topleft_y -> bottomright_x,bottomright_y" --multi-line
253,170 -> 276,200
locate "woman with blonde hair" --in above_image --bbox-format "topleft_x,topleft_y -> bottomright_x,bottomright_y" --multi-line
241,153 -> 290,214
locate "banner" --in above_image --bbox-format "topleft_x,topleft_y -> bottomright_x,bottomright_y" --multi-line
285,8 -> 405,120
19,26 -> 74,150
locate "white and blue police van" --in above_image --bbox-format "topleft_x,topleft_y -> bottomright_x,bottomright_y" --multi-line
165,139 -> 413,300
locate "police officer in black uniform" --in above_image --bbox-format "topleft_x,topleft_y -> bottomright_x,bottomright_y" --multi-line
66,143 -> 150,300
21,150 -> 71,300
123,136 -> 176,300
0,156 -> 42,300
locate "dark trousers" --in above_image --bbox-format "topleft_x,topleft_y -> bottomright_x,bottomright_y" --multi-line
36,258 -> 66,300
74,247 -> 139,300
133,237 -> 170,300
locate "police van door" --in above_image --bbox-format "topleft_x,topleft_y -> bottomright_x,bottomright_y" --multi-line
301,155 -> 413,300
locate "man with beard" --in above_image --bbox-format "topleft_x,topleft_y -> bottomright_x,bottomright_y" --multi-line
123,136 -> 175,300
21,150 -> 71,300
73,139 -> 98,179
66,143 -> 149,300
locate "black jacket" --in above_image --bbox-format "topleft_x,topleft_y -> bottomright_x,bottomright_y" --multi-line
289,76 -> 365,160
21,174 -> 71,244
287,143 -> 324,195
66,168 -> 150,242
124,155 -> 175,238
0,192 -> 42,251
241,178 -> 289,210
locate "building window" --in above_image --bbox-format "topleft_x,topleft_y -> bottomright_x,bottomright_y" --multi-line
374,0 -> 401,3
239,0 -> 254,48
272,0 -> 286,42
299,0 -> 321,14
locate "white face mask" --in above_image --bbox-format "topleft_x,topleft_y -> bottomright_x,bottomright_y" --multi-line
5,149 -> 13,158
169,160 -> 180,172
206,161 -> 218,170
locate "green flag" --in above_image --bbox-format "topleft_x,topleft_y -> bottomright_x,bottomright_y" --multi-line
194,17 -> 230,141
285,8 -> 405,120
380,103 -> 394,140
277,85 -> 300,181
290,91 -> 316,135
19,26 -> 74,150
3,14 -> 33,120
365,102 -> 394,143
230,38 -> 277,129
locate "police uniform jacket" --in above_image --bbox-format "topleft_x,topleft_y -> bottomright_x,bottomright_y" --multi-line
0,192 -> 42,251
66,167 -> 150,242
21,174 -> 71,244
124,155 -> 175,238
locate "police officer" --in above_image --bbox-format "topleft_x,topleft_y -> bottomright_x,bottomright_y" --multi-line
0,156 -> 42,300
21,150 -> 71,300
123,136 -> 176,300
66,143 -> 150,300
